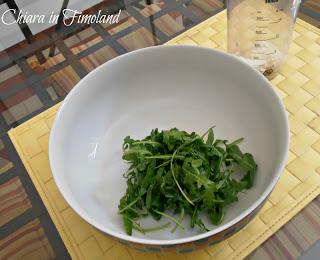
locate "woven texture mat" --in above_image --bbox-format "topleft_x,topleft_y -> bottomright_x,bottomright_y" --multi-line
8,11 -> 320,260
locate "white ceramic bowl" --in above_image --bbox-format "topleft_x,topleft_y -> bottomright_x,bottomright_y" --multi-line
49,45 -> 289,251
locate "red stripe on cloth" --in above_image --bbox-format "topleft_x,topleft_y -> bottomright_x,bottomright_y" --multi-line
0,222 -> 42,250
0,177 -> 18,187
0,73 -> 26,92
1,88 -> 35,110
0,186 -> 25,202
282,226 -> 305,253
0,197 -> 30,215
303,208 -> 320,233
0,190 -> 28,209
272,235 -> 295,260
1,234 -> 48,260
0,149 -> 10,160
262,242 -> 278,260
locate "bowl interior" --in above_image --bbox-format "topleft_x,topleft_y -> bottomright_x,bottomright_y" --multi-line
50,46 -> 289,244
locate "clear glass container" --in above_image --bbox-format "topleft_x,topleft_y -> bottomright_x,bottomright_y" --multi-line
227,0 -> 301,79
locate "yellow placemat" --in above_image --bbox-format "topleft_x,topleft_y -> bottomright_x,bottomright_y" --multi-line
8,10 -> 320,260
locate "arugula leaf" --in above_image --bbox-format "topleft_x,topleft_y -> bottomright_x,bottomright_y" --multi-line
123,213 -> 133,235
146,185 -> 153,209
206,128 -> 214,145
118,127 -> 257,235
208,205 -> 224,225
227,144 -> 257,188
192,159 -> 203,168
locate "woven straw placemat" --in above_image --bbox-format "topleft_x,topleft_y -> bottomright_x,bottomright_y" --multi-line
8,10 -> 320,260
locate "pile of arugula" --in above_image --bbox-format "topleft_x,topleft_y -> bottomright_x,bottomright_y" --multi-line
118,127 -> 257,235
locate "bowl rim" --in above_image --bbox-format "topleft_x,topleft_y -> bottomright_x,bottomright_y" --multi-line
49,45 -> 290,245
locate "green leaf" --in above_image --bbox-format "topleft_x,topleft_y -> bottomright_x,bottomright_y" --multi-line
118,127 -> 257,235
206,128 -> 214,145
146,185 -> 153,209
123,136 -> 134,149
227,145 -> 255,171
123,213 -> 133,235
228,137 -> 244,146
241,154 -> 257,188
227,145 -> 257,189
140,159 -> 156,192
191,159 -> 203,168
208,205 -> 224,225
203,183 -> 221,208
122,148 -> 152,161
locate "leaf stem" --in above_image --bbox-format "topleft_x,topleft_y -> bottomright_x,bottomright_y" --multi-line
132,141 -> 163,146
146,155 -> 184,160
141,222 -> 171,233
171,208 -> 185,233
155,160 -> 171,169
228,138 -> 244,146
130,219 -> 146,234
170,137 -> 200,206
152,209 -> 185,230
201,126 -> 216,139
118,197 -> 140,214
171,158 -> 194,205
